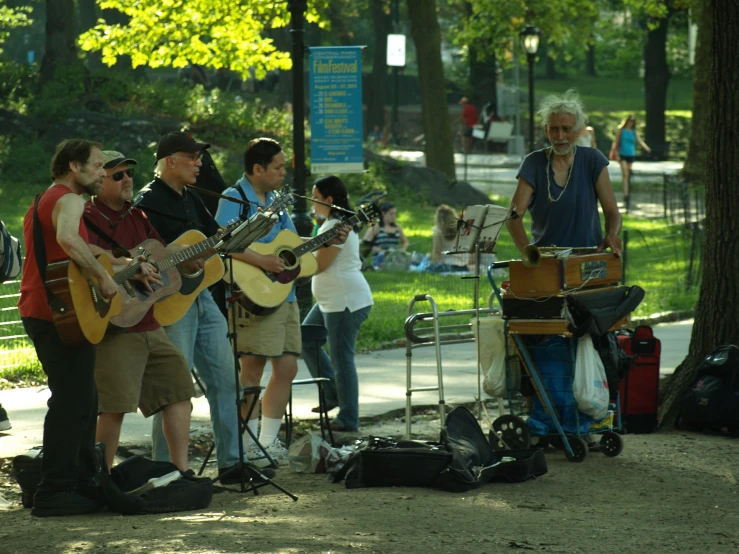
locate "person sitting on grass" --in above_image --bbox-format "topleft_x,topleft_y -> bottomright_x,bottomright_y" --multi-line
361,201 -> 409,269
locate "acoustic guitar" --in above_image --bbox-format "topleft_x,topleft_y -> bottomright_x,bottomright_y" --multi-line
152,192 -> 294,326
46,255 -> 139,346
225,202 -> 379,316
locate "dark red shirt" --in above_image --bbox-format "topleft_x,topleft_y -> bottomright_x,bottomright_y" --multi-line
84,198 -> 165,333
19,185 -> 89,322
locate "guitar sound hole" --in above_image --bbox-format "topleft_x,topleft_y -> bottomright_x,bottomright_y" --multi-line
280,250 -> 298,268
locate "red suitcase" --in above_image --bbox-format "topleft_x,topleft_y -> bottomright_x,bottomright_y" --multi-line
617,326 -> 661,433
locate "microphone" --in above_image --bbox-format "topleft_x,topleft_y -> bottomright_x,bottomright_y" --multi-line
115,189 -> 146,227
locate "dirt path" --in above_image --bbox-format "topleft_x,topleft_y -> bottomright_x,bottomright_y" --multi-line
1,422 -> 737,554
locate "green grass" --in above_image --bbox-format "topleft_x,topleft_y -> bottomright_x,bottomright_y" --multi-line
524,77 -> 694,112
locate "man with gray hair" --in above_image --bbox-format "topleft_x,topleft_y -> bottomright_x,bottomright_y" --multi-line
137,131 -> 273,484
506,89 -> 622,256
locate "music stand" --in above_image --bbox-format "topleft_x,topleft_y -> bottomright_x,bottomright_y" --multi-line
204,253 -> 297,500
450,204 -> 512,423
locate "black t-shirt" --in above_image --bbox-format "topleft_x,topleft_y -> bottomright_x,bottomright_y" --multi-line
138,178 -> 219,244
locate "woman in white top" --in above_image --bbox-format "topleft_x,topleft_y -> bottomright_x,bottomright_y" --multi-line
577,119 -> 597,148
302,175 -> 374,432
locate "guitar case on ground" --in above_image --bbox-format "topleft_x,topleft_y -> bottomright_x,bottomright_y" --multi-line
331,407 -> 547,491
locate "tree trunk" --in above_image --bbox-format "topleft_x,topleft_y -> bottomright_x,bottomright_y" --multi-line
643,16 -> 671,160
545,55 -> 557,79
659,0 -> 739,427
469,45 -> 497,111
40,0 -> 79,86
682,6 -> 709,182
407,0 -> 455,179
585,42 -> 596,77
366,0 -> 391,138
465,1 -> 496,111
78,0 -> 102,69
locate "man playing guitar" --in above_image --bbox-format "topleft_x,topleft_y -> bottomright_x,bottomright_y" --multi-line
18,139 -> 145,516
138,131 -> 270,484
215,138 -> 348,467
84,150 -> 195,473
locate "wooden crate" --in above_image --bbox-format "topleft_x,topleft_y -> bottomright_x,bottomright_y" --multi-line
508,253 -> 622,298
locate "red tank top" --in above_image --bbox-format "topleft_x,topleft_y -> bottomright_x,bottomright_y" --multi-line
18,185 -> 89,321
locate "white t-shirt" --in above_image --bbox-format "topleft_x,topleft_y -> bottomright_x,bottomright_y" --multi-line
312,219 -> 374,313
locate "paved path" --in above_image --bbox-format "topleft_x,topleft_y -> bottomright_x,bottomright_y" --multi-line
0,319 -> 692,459
387,149 -> 684,200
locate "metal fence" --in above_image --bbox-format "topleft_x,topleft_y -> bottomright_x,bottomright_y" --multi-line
0,276 -> 37,376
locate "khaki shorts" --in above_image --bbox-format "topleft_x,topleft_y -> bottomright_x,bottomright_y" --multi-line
95,328 -> 195,417
230,301 -> 301,357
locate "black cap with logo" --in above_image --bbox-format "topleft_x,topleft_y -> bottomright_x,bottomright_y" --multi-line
155,131 -> 210,161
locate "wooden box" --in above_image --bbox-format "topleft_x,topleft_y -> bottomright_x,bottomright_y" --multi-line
508,253 -> 622,298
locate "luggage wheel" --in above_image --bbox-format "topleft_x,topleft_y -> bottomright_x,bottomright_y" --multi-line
564,436 -> 588,462
490,414 -> 531,450
600,431 -> 624,457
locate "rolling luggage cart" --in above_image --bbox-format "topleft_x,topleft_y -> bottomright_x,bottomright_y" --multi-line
486,261 -> 626,462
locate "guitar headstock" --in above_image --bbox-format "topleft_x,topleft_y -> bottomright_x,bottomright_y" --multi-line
264,187 -> 295,217
352,202 -> 381,225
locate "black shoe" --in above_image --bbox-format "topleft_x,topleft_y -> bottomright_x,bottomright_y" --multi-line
31,490 -> 101,517
0,404 -> 10,431
218,463 -> 276,485
311,402 -> 338,414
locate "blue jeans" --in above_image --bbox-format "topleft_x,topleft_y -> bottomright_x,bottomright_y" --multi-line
301,304 -> 371,430
151,290 -> 240,469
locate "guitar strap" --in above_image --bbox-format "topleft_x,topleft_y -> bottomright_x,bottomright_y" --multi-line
32,193 -> 69,315
235,183 -> 250,218
83,216 -> 131,259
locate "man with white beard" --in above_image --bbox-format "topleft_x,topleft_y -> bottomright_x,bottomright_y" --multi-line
506,89 -> 622,257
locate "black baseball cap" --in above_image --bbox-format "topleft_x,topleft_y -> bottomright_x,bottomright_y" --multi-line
155,131 -> 210,161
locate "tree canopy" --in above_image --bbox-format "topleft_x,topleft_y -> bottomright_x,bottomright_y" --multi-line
79,0 -> 331,79
0,4 -> 32,56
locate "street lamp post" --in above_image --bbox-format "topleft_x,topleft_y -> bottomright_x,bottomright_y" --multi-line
519,26 -> 542,153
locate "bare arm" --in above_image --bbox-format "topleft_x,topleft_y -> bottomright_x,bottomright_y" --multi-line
363,224 -> 381,253
506,178 -> 535,255
635,130 -> 651,154
52,194 -> 118,299
397,224 -> 409,251
431,229 -> 442,263
594,167 -> 623,257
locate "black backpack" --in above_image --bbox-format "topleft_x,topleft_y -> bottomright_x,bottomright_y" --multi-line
100,456 -> 213,515
679,345 -> 739,432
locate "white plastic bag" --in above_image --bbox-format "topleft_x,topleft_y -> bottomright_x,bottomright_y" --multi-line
573,334 -> 610,420
471,316 -> 507,397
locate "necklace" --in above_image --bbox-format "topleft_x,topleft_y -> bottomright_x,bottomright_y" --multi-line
546,146 -> 576,203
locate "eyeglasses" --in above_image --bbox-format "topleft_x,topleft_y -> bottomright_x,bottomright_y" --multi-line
111,168 -> 135,182
175,152 -> 202,162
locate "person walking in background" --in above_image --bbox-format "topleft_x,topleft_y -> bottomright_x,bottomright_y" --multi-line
612,114 -> 651,211
577,118 -> 597,148
361,201 -> 408,268
456,97 -> 479,154
303,176 -> 373,432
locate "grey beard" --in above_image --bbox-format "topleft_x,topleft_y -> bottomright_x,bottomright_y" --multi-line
552,143 -> 575,156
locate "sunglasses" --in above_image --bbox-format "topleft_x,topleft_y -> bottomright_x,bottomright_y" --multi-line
175,152 -> 202,162
111,168 -> 135,181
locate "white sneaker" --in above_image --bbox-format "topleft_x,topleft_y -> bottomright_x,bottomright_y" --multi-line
247,439 -> 288,468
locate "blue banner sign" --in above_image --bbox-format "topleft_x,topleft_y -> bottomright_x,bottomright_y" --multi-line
309,46 -> 364,174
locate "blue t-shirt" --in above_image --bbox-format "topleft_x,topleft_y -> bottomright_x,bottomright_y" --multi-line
215,175 -> 298,303
619,129 -> 636,157
516,146 -> 609,248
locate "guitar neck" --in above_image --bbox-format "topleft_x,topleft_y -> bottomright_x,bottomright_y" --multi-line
293,216 -> 358,257
158,236 -> 219,272
113,261 -> 142,284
